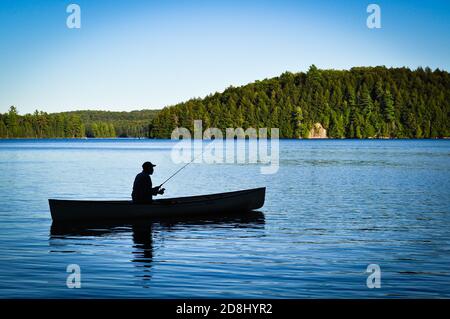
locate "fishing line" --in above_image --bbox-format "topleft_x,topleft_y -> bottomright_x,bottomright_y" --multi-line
159,141 -> 214,187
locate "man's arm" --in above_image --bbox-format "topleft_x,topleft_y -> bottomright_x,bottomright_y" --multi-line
151,186 -> 160,195
147,176 -> 164,196
151,185 -> 165,195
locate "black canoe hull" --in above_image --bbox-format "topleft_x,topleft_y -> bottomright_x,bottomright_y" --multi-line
49,187 -> 266,222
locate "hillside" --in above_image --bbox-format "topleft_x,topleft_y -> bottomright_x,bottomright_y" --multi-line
151,66 -> 450,138
1,66 -> 449,139
60,110 -> 159,137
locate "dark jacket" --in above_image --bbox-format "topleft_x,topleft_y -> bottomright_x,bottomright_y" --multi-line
131,172 -> 159,203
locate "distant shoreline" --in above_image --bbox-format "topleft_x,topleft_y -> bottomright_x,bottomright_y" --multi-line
2,67 -> 449,139
1,137 -> 449,140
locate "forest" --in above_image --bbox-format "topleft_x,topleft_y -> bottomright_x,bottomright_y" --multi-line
151,66 -> 450,138
1,66 -> 449,139
0,109 -> 158,138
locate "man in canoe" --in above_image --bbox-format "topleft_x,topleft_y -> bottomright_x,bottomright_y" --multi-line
132,161 -> 165,203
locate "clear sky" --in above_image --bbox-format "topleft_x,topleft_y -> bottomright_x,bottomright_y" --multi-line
1,0 -> 449,114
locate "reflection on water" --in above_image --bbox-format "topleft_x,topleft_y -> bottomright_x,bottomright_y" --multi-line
49,212 -> 265,289
131,223 -> 154,286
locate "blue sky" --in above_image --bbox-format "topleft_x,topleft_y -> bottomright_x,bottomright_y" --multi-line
0,0 -> 449,114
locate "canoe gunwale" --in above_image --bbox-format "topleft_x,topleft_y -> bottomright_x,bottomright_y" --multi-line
49,187 -> 266,206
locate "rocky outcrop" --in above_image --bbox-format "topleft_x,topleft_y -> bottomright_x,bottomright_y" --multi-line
308,123 -> 327,139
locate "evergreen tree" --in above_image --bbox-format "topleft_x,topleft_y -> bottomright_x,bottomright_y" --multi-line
0,118 -> 7,137
293,106 -> 303,138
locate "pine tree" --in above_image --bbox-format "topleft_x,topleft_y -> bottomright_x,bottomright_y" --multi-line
382,89 -> 395,136
5,106 -> 19,137
293,106 -> 303,138
0,119 -> 7,137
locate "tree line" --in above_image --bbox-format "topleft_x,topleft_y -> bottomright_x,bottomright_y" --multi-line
151,66 -> 450,138
0,108 -> 158,138
0,107 -> 85,138
65,110 -> 158,137
1,66 -> 449,139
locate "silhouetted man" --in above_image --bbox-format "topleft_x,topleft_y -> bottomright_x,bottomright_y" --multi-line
132,162 -> 165,204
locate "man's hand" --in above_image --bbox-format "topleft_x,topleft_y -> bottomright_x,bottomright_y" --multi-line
158,187 -> 165,195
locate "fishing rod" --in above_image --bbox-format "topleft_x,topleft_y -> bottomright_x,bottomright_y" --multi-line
158,142 -> 213,188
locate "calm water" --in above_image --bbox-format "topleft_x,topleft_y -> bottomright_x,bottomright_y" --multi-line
0,139 -> 449,298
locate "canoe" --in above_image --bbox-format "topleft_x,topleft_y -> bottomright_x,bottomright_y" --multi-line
49,187 -> 265,222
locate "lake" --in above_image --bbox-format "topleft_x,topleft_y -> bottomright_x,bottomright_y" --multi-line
0,139 -> 449,298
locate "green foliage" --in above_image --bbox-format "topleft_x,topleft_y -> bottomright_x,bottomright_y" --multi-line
0,109 -> 158,138
293,106 -> 303,138
149,66 -> 450,138
1,66 -> 449,139
63,110 -> 158,138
